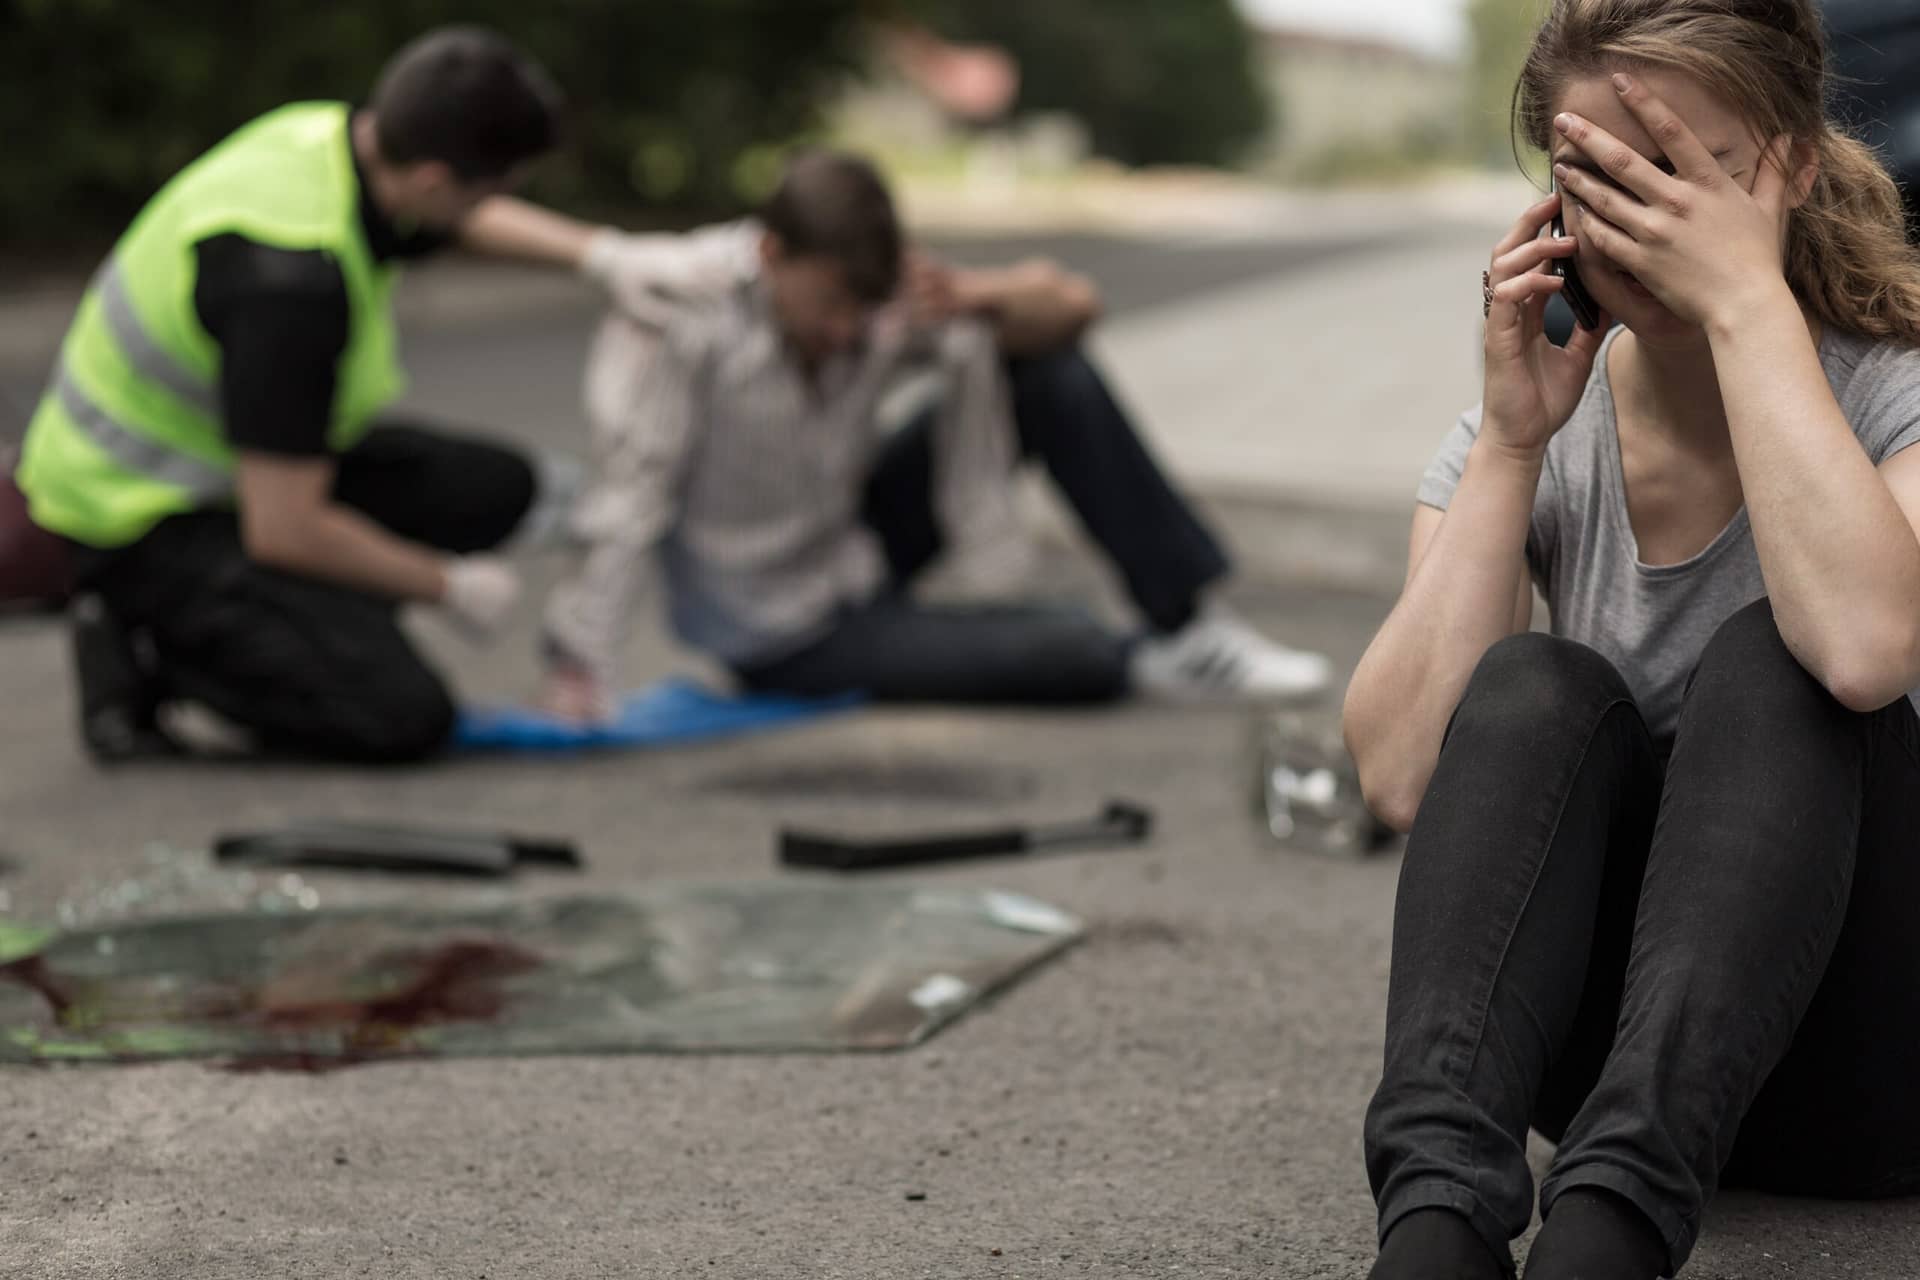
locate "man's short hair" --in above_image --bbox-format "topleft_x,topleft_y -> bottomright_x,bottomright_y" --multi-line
759,150 -> 903,303
371,27 -> 564,180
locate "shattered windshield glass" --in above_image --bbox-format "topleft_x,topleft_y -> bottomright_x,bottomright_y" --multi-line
0,882 -> 1082,1066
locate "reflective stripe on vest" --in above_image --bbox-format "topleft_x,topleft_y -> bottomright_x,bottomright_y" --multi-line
93,257 -> 220,420
63,255 -> 229,498
52,365 -> 229,499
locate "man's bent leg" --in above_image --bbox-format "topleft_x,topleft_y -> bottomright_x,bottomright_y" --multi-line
860,409 -> 950,587
859,349 -> 1230,624
736,596 -> 1130,704
87,514 -> 456,763
333,421 -> 536,553
1005,348 -> 1228,633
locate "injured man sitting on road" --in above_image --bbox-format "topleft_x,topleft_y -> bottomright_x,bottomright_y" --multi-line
541,148 -> 1329,720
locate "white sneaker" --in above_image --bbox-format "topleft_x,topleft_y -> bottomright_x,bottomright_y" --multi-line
1130,607 -> 1333,705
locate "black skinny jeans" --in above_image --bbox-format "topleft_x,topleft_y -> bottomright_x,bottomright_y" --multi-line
71,423 -> 535,763
1365,600 -> 1920,1275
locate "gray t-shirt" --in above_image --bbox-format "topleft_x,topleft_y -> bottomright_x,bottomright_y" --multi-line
1419,326 -> 1920,744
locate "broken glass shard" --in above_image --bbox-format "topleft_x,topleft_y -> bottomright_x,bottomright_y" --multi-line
0,883 -> 1082,1064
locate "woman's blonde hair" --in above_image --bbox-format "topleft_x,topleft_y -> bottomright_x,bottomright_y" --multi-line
1513,0 -> 1920,344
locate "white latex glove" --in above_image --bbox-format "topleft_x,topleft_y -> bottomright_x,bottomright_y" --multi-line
440,556 -> 522,641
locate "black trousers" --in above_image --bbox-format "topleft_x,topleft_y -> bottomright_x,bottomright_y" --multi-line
1363,601 -> 1920,1274
739,348 -> 1230,704
71,423 -> 534,763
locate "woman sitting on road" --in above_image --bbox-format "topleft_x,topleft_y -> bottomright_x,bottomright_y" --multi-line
1342,2 -> 1920,1277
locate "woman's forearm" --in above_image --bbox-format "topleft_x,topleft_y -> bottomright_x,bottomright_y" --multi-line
1345,435 -> 1544,828
1711,288 -> 1920,707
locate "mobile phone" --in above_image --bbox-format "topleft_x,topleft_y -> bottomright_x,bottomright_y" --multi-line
1550,173 -> 1603,331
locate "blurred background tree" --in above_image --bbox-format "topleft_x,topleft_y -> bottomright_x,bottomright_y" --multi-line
0,0 -> 1272,248
1463,0 -> 1547,174
904,0 -> 1269,168
0,0 -> 868,244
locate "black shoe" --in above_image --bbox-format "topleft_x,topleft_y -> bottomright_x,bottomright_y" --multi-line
1522,1189 -> 1667,1280
69,594 -> 179,763
1370,1208 -> 1513,1280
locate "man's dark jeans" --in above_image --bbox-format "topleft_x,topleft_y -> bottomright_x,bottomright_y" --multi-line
1364,600 -> 1920,1275
739,347 -> 1230,704
70,423 -> 534,762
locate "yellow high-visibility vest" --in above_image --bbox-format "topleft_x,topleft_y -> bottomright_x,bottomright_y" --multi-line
19,101 -> 404,547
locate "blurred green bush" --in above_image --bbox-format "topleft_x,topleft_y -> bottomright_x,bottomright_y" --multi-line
0,0 -> 1267,244
913,0 -> 1269,167
0,0 -> 868,242
1464,0 -> 1548,174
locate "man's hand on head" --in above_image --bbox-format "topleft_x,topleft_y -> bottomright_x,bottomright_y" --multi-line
902,254 -> 1103,356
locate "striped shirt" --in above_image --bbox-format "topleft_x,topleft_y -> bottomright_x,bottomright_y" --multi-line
544,220 -> 1024,678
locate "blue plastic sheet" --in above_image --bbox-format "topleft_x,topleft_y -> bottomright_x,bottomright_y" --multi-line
455,678 -> 859,754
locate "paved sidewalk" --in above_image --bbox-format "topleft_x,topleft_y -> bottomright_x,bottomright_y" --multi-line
1092,222 -> 1494,509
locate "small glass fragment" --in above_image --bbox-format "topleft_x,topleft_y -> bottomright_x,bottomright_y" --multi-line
1253,713 -> 1399,857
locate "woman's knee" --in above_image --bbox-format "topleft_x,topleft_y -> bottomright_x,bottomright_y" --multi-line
1679,598 -> 1871,753
1694,598 -> 1795,682
1687,598 -> 1842,716
1453,633 -> 1633,740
